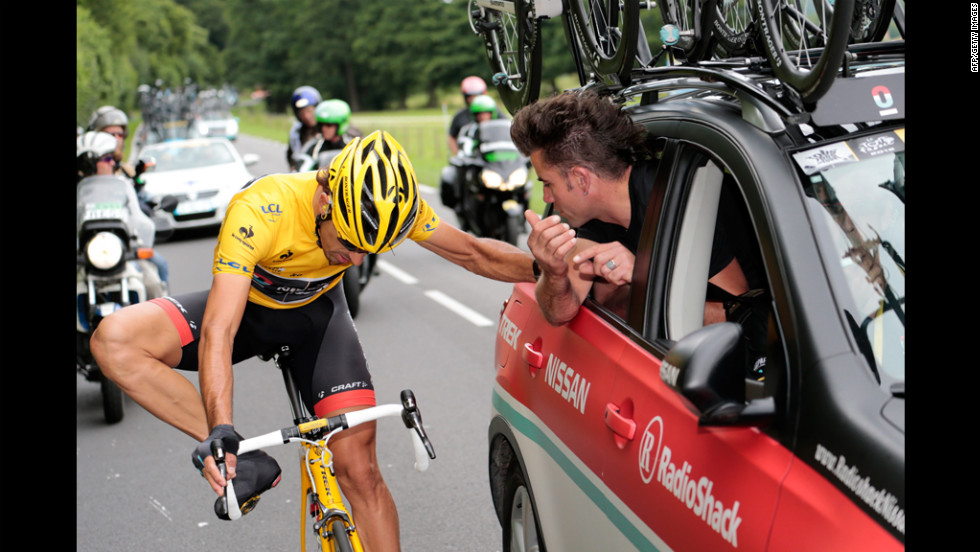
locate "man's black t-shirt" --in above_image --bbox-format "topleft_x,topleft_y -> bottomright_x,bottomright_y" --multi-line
575,159 -> 658,254
573,158 -> 736,279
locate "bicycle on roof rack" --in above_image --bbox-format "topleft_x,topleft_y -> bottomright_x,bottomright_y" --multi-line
471,0 -> 902,114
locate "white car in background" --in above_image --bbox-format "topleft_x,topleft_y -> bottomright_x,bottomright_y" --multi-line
136,138 -> 259,232
190,110 -> 240,141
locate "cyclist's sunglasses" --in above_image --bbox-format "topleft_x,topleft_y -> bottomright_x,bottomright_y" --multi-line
336,234 -> 368,255
98,155 -> 115,164
107,131 -> 127,139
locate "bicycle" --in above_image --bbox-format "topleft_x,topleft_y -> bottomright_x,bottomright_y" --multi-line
470,0 -> 650,114
210,346 -> 437,552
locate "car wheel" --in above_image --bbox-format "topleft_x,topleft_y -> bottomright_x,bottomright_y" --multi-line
503,466 -> 545,552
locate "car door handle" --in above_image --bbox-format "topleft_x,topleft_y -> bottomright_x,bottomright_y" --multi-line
604,403 -> 636,443
522,341 -> 544,377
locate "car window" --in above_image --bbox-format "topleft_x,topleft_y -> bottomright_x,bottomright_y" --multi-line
146,142 -> 237,171
659,145 -> 781,397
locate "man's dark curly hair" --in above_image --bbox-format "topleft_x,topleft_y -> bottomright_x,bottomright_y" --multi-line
510,91 -> 648,180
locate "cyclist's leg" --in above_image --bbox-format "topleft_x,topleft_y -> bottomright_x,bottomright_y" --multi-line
293,285 -> 400,551
90,291 -> 210,440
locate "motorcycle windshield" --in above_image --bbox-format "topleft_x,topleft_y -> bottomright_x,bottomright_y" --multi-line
477,120 -> 523,164
77,176 -> 137,227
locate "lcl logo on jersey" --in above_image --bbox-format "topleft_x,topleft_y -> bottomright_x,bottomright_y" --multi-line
639,416 -> 664,484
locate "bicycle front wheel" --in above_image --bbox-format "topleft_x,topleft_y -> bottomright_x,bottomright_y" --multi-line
328,519 -> 355,552
755,0 -> 855,104
477,1 -> 542,115
568,0 -> 641,84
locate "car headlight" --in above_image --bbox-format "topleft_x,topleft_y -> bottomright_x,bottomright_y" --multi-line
506,168 -> 528,191
86,232 -> 125,270
481,169 -> 504,189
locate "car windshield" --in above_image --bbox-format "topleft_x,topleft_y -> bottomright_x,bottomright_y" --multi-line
795,128 -> 905,386
143,141 -> 237,171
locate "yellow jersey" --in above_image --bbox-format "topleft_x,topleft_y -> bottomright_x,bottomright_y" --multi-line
213,172 -> 439,308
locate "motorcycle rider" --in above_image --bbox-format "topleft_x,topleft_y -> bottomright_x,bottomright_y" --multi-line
287,86 -> 322,170
86,106 -> 171,291
87,106 -> 130,165
447,76 -> 487,156
296,99 -> 364,171
454,94 -> 498,157
77,130 -> 167,298
439,94 -> 499,218
314,99 -> 362,151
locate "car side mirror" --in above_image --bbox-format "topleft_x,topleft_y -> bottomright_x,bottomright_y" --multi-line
662,322 -> 775,427
242,153 -> 260,166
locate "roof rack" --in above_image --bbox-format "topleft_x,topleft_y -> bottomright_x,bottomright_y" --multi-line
571,39 -> 906,134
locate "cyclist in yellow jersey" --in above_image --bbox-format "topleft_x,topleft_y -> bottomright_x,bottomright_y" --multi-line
91,131 -> 535,551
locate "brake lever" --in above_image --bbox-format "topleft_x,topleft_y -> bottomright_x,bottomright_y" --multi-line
211,440 -> 241,520
400,389 -> 436,460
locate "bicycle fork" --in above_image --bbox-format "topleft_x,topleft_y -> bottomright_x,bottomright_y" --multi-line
301,443 -> 363,551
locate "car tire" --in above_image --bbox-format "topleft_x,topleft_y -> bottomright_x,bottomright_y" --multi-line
502,465 -> 545,552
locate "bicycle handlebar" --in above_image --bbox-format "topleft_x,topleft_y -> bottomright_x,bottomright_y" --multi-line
215,389 -> 436,521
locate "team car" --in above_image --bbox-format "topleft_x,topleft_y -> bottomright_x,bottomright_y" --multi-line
488,45 -> 905,551
135,137 -> 259,232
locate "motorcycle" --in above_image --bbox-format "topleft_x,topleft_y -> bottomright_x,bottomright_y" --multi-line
445,118 -> 532,245
76,161 -> 178,423
292,139 -> 378,319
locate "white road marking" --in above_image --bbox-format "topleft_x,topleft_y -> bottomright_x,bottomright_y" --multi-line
423,290 -> 494,327
149,496 -> 173,521
377,259 -> 419,284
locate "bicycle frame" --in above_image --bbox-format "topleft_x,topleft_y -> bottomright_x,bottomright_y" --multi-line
214,346 -> 435,551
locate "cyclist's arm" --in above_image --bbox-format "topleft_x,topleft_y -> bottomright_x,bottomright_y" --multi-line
199,272 -> 251,431
417,223 -> 535,283
197,271 -> 251,489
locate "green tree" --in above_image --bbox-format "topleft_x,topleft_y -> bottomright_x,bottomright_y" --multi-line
77,5 -> 127,126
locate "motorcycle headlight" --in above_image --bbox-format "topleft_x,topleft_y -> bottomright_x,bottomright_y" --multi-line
506,168 -> 528,191
481,169 -> 504,189
86,232 -> 125,270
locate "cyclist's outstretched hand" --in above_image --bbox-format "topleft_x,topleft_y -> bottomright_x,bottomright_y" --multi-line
192,424 -> 241,495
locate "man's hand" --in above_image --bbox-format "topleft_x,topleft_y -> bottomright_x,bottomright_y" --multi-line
571,242 -> 634,286
192,424 -> 241,496
525,210 -> 577,277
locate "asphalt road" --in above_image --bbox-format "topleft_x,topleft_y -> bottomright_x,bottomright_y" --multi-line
76,134 -> 526,551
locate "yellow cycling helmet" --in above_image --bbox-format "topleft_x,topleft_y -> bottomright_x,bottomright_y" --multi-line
327,130 -> 421,254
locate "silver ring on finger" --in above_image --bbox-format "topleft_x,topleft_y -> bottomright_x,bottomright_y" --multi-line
606,259 -> 616,270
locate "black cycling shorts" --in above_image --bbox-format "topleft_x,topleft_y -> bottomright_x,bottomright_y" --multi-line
149,284 -> 373,417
